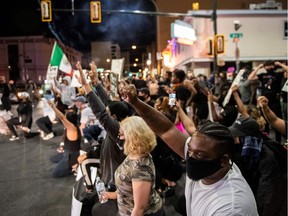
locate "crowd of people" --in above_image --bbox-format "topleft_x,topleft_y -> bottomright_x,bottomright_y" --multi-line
0,59 -> 287,216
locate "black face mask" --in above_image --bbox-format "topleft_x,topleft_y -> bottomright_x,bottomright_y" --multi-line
186,155 -> 223,181
116,138 -> 125,151
138,96 -> 146,101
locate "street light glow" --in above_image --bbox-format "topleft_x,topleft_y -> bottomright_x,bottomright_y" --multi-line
132,45 -> 137,49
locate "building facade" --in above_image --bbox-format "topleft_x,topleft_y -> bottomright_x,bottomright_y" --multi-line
162,9 -> 287,76
156,0 -> 287,53
91,41 -> 121,70
0,36 -> 82,84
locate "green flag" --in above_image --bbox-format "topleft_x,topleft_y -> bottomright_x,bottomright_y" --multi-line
50,42 -> 72,74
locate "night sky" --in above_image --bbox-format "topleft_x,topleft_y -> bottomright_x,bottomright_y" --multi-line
0,0 -> 156,53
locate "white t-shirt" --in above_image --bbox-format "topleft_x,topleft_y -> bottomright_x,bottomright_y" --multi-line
80,105 -> 106,138
42,98 -> 56,122
80,105 -> 98,126
184,138 -> 258,216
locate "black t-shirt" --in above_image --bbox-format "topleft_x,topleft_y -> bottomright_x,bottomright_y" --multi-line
175,85 -> 191,105
191,88 -> 209,120
258,72 -> 283,103
219,105 -> 239,127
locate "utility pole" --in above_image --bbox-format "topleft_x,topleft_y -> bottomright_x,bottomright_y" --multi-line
212,0 -> 218,73
233,20 -> 242,73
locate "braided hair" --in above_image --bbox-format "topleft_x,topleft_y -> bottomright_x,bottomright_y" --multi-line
197,120 -> 234,157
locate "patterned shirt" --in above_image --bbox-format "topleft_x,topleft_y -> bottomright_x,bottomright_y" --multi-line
115,154 -> 162,216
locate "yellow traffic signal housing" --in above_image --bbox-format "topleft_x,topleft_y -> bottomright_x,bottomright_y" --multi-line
41,0 -> 52,22
192,2 -> 200,10
90,1 -> 102,23
215,34 -> 225,55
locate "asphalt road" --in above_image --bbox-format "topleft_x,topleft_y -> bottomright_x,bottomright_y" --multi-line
0,103 -> 183,216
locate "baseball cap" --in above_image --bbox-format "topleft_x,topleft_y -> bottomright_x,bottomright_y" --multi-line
229,116 -> 261,137
72,96 -> 87,103
138,87 -> 150,96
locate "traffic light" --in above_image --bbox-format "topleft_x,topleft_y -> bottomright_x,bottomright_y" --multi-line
192,2 -> 200,10
215,34 -> 225,54
40,0 -> 52,22
90,1 -> 101,23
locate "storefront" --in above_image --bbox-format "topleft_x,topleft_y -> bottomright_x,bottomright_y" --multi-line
163,9 -> 287,77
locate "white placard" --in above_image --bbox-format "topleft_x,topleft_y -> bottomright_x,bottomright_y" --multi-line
70,70 -> 91,87
282,79 -> 288,92
208,102 -> 214,122
46,65 -> 58,82
222,69 -> 245,107
111,58 -> 124,78
110,72 -> 119,100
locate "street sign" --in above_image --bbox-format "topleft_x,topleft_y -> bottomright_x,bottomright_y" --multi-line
230,33 -> 243,38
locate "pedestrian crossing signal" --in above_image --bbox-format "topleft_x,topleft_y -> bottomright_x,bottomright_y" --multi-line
90,1 -> 101,23
215,34 -> 225,55
41,0 -> 52,22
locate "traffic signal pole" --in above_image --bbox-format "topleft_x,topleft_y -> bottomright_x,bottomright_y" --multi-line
212,0 -> 218,73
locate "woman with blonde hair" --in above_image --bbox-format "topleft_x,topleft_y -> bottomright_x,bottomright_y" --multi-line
103,116 -> 165,216
245,104 -> 266,132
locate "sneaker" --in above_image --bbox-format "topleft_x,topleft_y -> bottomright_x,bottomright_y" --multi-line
9,135 -> 19,141
57,147 -> 64,153
38,130 -> 45,138
43,133 -> 54,140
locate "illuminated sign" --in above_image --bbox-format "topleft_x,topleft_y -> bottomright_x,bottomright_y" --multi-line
171,20 -> 197,44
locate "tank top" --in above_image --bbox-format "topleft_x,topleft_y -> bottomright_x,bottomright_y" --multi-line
64,128 -> 81,152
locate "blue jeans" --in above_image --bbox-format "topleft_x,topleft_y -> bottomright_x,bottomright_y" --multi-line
50,151 -> 79,178
83,125 -> 102,143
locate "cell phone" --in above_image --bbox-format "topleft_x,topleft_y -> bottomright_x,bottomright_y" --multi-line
168,93 -> 176,107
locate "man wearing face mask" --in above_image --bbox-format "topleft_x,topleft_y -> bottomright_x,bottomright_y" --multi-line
138,87 -> 155,107
248,61 -> 284,143
122,84 -> 258,216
